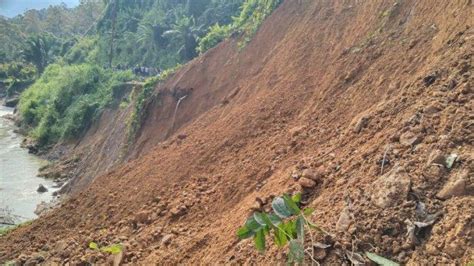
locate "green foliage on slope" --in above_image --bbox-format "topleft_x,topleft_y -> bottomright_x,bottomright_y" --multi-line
18,63 -> 134,146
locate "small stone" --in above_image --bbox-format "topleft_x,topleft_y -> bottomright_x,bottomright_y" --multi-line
424,104 -> 441,114
135,211 -> 151,224
298,177 -> 316,188
336,207 -> 352,232
370,166 -> 411,208
445,240 -> 465,258
427,150 -> 445,166
177,134 -> 187,140
422,165 -> 444,181
301,168 -> 324,181
423,74 -> 437,87
399,132 -> 422,147
161,234 -> 174,245
436,170 -> 471,200
37,184 -> 48,193
353,116 -> 370,133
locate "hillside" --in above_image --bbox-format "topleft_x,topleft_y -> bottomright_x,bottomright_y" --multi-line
1,0 -> 472,264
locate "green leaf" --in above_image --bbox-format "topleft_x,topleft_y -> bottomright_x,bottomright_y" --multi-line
366,252 -> 400,266
283,220 -> 297,239
273,224 -> 288,247
267,213 -> 282,226
283,194 -> 301,215
89,242 -> 99,250
101,244 -> 123,255
253,212 -> 268,227
296,215 -> 305,242
245,216 -> 261,231
289,240 -> 304,263
254,229 -> 266,252
237,225 -> 254,239
303,207 -> 315,216
272,197 -> 293,218
291,193 -> 302,204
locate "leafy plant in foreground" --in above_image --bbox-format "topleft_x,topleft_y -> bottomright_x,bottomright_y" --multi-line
236,193 -> 323,264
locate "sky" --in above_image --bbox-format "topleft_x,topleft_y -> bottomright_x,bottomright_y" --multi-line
0,0 -> 80,18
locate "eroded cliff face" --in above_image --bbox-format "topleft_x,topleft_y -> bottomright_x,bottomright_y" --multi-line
1,0 -> 472,264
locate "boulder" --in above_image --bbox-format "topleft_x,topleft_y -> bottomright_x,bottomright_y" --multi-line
37,184 -> 48,193
370,167 -> 411,208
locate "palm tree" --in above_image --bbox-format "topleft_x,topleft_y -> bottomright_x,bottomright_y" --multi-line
21,36 -> 50,75
162,15 -> 203,61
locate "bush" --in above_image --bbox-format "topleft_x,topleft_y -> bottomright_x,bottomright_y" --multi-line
18,63 -> 134,147
197,24 -> 232,54
197,0 -> 282,53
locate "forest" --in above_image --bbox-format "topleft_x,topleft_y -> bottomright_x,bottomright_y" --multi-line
0,0 -> 282,148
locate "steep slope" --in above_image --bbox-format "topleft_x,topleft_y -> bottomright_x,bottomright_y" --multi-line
1,0 -> 472,264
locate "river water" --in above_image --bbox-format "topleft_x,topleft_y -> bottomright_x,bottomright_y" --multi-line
0,106 -> 55,223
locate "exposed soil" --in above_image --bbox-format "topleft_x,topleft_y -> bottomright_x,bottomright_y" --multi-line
1,0 -> 472,265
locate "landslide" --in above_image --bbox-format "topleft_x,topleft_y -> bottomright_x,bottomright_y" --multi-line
1,0 -> 473,264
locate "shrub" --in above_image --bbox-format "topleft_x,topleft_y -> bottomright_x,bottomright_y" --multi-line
197,24 -> 232,54
197,0 -> 282,53
237,193 -> 325,264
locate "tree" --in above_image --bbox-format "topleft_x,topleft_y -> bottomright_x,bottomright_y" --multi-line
21,36 -> 51,74
162,16 -> 203,61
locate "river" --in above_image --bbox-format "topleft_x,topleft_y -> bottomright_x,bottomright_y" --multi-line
0,105 -> 56,224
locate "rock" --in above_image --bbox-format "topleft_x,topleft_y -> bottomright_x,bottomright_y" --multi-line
427,150 -> 445,166
445,240 -> 465,258
336,207 -> 352,232
370,166 -> 411,208
24,253 -> 45,266
399,131 -> 422,147
424,104 -> 441,114
422,165 -> 444,181
5,97 -> 19,107
301,167 -> 325,181
135,210 -> 151,224
170,205 -> 187,218
353,116 -> 370,133
37,184 -> 48,193
161,234 -> 174,245
298,177 -> 316,188
35,201 -> 55,216
436,170 -> 472,200
423,74 -> 437,87
177,134 -> 187,140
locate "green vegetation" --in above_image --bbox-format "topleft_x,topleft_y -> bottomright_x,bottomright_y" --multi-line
89,241 -> 123,255
127,64 -> 182,142
237,193 -> 325,264
0,62 -> 36,96
198,0 -> 283,53
1,0 -> 282,149
18,64 -> 134,147
0,221 -> 33,237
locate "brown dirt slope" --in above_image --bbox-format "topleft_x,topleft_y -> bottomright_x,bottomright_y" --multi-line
1,0 -> 473,264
